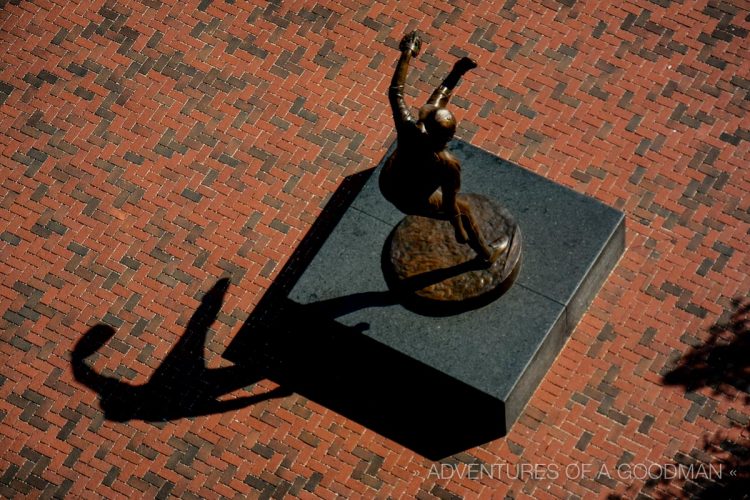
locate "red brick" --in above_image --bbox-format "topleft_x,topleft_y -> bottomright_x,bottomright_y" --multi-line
1,0 -> 749,498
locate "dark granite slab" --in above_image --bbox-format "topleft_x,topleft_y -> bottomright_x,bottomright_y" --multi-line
227,140 -> 624,459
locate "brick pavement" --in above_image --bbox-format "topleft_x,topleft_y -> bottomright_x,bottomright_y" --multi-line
0,0 -> 748,498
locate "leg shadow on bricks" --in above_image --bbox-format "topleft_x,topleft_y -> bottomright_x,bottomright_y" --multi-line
223,168 -> 507,460
72,277 -> 291,422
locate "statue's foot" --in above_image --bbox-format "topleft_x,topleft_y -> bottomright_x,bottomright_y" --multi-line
477,235 -> 510,267
456,56 -> 478,73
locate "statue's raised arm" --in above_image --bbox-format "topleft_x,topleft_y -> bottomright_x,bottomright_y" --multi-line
389,31 -> 422,134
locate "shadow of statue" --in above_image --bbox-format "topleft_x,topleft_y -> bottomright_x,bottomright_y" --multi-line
71,166 -> 509,457
72,278 -> 290,422
72,168 -> 375,424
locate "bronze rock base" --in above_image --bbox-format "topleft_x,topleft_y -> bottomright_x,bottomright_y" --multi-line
385,193 -> 522,311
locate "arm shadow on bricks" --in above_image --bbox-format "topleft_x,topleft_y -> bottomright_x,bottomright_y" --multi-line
609,298 -> 750,499
72,277 -> 291,423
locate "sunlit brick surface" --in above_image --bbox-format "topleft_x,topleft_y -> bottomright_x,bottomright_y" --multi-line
1,0 -> 748,498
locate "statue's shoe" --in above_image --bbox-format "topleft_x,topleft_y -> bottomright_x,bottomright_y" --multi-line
477,235 -> 510,268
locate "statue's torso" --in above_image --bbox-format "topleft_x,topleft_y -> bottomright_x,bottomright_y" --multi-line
379,124 -> 457,214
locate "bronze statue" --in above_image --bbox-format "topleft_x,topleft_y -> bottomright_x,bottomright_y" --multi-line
379,32 -> 509,266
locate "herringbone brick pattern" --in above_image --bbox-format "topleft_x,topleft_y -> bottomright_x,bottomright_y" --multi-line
1,0 -> 748,498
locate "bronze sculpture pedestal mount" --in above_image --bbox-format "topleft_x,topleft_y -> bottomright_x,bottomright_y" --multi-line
385,194 -> 522,311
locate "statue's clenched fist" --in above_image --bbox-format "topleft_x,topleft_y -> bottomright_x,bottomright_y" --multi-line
399,31 -> 422,56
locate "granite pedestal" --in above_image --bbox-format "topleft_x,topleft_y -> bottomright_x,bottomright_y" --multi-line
226,140 -> 624,459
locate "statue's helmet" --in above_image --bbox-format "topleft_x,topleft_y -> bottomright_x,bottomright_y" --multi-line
418,105 -> 456,150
